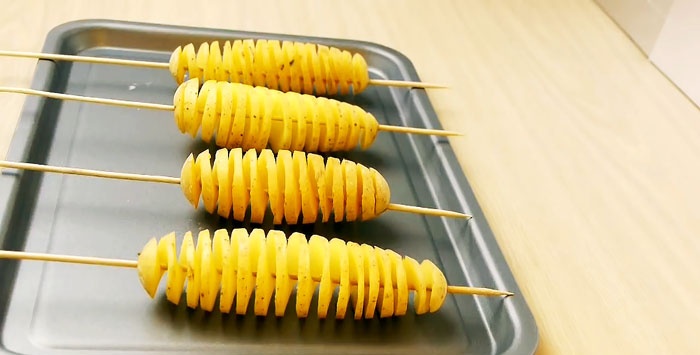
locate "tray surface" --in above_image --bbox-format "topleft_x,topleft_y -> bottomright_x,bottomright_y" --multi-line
0,20 -> 537,355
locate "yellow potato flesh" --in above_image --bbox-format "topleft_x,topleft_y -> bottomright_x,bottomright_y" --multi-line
310,236 -> 332,318
199,80 -> 217,142
140,228 -> 452,319
248,149 -> 267,224
376,247 -> 394,318
235,231 -> 253,315
231,148 -> 248,221
137,238 -> 161,298
362,244 -> 379,318
214,149 -> 232,218
253,230 -> 274,316
216,82 -> 233,148
196,151 -> 216,214
330,239 -> 350,319
388,250 -> 409,316
342,161 -> 358,222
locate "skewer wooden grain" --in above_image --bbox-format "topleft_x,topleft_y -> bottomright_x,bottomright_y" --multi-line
0,160 -> 471,219
0,250 -> 510,297
0,50 -> 445,90
0,87 -> 461,137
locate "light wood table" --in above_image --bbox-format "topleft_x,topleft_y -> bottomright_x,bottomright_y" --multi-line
1,1 -> 698,354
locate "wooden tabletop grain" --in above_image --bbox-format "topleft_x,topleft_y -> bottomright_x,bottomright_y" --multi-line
1,0 -> 699,354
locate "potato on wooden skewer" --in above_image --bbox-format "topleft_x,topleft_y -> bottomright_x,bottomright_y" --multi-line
0,228 -> 513,319
0,39 -> 445,95
0,147 -> 470,224
0,79 -> 459,153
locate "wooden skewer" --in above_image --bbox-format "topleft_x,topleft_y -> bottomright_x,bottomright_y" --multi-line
0,87 -> 461,137
0,250 -> 511,297
386,203 -> 469,219
0,161 -> 471,219
0,50 -> 445,90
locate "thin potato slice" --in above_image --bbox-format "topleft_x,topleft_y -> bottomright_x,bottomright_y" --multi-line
199,80 -> 218,142
235,230 -> 253,315
253,40 -> 267,86
216,82 -> 234,148
222,41 -> 236,82
247,149 -> 267,224
169,46 -> 185,84
270,230 -> 292,317
341,160 -> 358,222
255,87 -> 273,150
182,78 -> 202,137
359,164 -> 376,221
347,242 -> 365,319
220,229 -> 243,313
362,244 -> 379,318
136,238 -> 161,299
228,84 -> 247,148
231,40 -> 245,84
325,99 -> 340,151
158,232 -> 184,304
196,150 -> 216,213
279,150 -> 300,223
307,154 -> 329,222
195,43 -> 209,82
295,151 -> 315,223
294,233 -> 314,318
309,235 -> 332,318
334,103 -> 351,151
260,149 -> 283,224
426,260 -> 448,313
214,149 -> 232,218
404,256 -> 428,315
207,41 -> 223,81
180,154 -> 201,208
197,230 -> 220,312
279,41 -> 293,92
304,95 -> 321,151
332,158 -> 346,222
330,239 -> 350,319
241,40 -> 255,86
376,247 -> 394,318
253,230 -> 274,316
371,168 -> 390,215
241,85 -> 259,149
387,250 -> 409,316
230,148 -> 247,221
184,231 -> 200,309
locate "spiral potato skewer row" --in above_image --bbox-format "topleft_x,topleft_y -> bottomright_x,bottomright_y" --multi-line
1,40 -> 445,95
0,229 -> 513,320
137,228 -> 451,318
0,78 -> 458,154
0,148 -> 469,225
182,147 -> 391,224
175,78 -> 379,152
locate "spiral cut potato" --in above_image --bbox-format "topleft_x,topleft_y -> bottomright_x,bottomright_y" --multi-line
180,147 -> 390,224
169,40 -> 370,95
174,78 -> 378,152
137,228 -> 447,318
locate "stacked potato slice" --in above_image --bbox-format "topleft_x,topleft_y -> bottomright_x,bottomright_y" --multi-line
179,147 -> 390,224
137,228 -> 448,319
169,40 -> 370,95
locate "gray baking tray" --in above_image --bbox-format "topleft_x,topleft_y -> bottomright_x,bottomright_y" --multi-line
0,20 -> 537,355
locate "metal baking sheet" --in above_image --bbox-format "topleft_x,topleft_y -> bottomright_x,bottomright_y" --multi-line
0,19 -> 537,355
